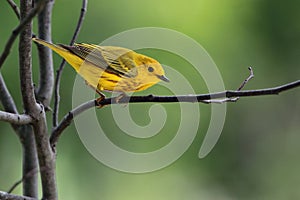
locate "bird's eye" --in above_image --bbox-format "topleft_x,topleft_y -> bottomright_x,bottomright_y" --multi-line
148,66 -> 154,72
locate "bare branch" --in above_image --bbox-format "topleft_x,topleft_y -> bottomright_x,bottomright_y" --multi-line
0,111 -> 33,125
32,117 -> 57,200
19,0 -> 37,113
6,0 -> 20,19
203,66 -> 255,103
7,157 -> 39,194
50,79 -> 300,148
19,125 -> 39,198
35,0 -> 55,109
0,73 -> 18,117
50,99 -> 95,149
237,66 -> 254,91
0,191 -> 37,200
1,74 -> 38,197
0,0 -> 47,69
19,0 -> 57,199
52,0 -> 88,127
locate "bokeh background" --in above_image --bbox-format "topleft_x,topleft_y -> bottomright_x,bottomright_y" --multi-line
1,0 -> 300,199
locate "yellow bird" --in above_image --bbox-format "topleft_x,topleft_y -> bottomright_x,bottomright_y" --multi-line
32,38 -> 169,97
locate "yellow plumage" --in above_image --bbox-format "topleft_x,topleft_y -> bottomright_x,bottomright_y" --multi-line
32,38 -> 169,94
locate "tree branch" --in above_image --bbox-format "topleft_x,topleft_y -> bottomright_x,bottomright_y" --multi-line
19,125 -> 39,198
50,99 -> 95,149
35,0 -> 55,109
0,111 -> 32,125
0,0 -> 46,69
19,0 -> 57,199
50,79 -> 300,149
19,0 -> 38,113
6,0 -> 20,20
32,113 -> 57,200
0,74 -> 38,198
52,0 -> 88,127
0,73 -> 18,121
0,191 -> 37,200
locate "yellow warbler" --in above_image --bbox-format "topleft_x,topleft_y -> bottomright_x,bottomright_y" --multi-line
32,38 -> 169,97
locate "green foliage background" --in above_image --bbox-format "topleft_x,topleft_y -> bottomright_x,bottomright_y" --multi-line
1,0 -> 300,199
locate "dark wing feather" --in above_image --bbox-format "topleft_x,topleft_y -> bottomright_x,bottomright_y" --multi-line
59,43 -> 137,78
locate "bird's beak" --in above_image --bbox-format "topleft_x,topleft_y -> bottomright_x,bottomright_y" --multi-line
157,75 -> 170,82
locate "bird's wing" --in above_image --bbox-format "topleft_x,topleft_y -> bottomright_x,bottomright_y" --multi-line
59,43 -> 137,78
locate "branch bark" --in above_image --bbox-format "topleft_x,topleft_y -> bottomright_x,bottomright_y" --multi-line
50,79 -> 300,149
0,111 -> 32,124
0,73 -> 19,128
0,74 -> 38,197
6,0 -> 20,19
19,125 -> 39,198
19,0 -> 57,199
35,0 -> 54,109
0,191 -> 37,200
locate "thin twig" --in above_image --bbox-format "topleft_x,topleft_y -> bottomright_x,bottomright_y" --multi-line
219,66 -> 255,103
0,73 -> 20,132
0,74 -> 18,113
237,66 -> 254,91
6,0 -> 20,19
52,0 -> 88,127
50,79 -> 300,149
201,66 -> 254,103
7,167 -> 39,194
0,0 -> 46,69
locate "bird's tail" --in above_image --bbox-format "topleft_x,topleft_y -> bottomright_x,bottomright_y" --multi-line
32,38 -> 83,71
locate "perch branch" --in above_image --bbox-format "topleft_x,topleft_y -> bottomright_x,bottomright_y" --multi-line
50,79 -> 300,149
52,0 -> 87,127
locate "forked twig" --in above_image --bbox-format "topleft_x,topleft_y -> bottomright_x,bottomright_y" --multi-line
237,66 -> 254,91
202,66 -> 254,103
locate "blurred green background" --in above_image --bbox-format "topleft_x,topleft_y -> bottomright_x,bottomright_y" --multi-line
1,0 -> 300,199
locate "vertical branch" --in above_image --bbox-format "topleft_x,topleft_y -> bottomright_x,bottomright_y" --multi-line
19,0 -> 37,111
52,0 -> 87,127
19,0 -> 57,199
19,125 -> 39,198
35,0 -> 55,109
18,0 -> 40,198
